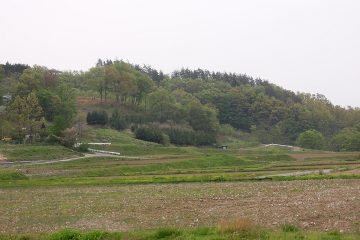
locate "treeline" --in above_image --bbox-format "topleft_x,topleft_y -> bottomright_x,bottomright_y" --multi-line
0,64 -> 77,145
1,60 -> 360,150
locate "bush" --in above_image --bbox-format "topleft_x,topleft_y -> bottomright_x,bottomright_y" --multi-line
135,127 -> 169,145
296,129 -> 324,150
81,230 -> 118,240
153,228 -> 181,239
49,229 -> 81,240
76,143 -> 89,152
60,128 -> 78,148
109,110 -> 128,131
281,223 -> 300,233
86,111 -> 108,125
165,128 -> 216,146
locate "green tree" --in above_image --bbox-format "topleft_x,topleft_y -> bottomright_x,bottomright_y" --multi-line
16,66 -> 46,96
189,104 -> 219,133
296,129 -> 324,150
51,115 -> 68,136
6,92 -> 44,142
329,128 -> 360,152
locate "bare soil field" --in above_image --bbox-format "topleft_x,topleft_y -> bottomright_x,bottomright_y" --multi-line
0,179 -> 359,234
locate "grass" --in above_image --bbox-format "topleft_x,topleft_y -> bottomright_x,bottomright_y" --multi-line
0,170 -> 28,180
0,225 -> 359,240
0,126 -> 359,187
0,144 -> 82,161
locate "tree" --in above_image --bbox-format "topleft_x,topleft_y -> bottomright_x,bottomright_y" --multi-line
16,66 -> 46,96
6,92 -> 44,142
36,89 -> 61,121
51,115 -> 68,136
148,88 -> 178,122
329,128 -> 360,152
189,104 -> 219,133
296,129 -> 324,150
87,67 -> 106,104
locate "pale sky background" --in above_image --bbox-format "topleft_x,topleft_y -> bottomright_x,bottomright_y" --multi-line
1,0 -> 359,107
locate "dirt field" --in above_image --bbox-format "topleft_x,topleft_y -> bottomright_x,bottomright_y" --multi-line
0,179 -> 359,234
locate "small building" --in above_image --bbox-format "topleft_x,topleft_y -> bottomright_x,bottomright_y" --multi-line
219,145 -> 228,150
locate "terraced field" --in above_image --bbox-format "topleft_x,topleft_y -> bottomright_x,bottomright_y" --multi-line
1,127 -> 360,238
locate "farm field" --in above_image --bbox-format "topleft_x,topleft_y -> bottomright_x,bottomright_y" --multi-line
1,128 -> 360,238
0,180 -> 360,235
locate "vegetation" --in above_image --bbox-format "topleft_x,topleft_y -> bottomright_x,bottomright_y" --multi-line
1,61 -> 360,150
296,129 -> 324,150
0,224 -> 359,240
86,111 -> 108,125
1,60 -> 360,238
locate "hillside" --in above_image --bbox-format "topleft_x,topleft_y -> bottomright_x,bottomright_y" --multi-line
1,60 -> 360,151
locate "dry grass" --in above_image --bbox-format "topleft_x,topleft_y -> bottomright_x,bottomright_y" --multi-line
218,218 -> 255,233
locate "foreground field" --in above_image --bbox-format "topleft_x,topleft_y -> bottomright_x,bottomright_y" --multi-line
1,128 -> 360,238
1,226 -> 360,240
0,180 -> 359,234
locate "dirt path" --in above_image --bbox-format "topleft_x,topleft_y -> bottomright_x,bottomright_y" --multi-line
257,169 -> 333,178
0,180 -> 359,233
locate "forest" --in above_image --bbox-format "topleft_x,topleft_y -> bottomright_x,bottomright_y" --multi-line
0,60 -> 359,151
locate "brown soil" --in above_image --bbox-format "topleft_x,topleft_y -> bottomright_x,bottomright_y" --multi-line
0,180 -> 359,233
0,154 -> 6,161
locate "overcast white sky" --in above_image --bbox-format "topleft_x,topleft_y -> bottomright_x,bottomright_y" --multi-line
1,0 -> 359,107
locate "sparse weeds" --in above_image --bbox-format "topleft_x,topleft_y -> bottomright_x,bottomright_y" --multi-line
281,223 -> 300,233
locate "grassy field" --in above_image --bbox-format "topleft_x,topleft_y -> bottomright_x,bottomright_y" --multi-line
0,144 -> 82,161
1,126 -> 360,237
1,225 -> 359,240
0,127 -> 359,187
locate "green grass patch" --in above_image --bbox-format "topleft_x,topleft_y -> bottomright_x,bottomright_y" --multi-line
0,226 -> 359,240
0,170 -> 28,180
0,144 -> 81,161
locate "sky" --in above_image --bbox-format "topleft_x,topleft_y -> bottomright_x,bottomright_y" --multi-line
1,0 -> 360,107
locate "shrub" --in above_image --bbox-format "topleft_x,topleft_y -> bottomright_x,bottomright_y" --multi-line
153,228 -> 181,239
296,129 -> 324,150
218,218 -> 255,234
81,230 -> 118,240
76,143 -> 89,152
60,128 -> 78,148
281,223 -> 300,233
86,111 -> 108,125
165,128 -> 216,146
109,110 -> 128,131
135,127 -> 169,145
49,229 -> 81,240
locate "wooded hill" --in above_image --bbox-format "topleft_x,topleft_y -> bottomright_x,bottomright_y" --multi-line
0,60 -> 359,151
